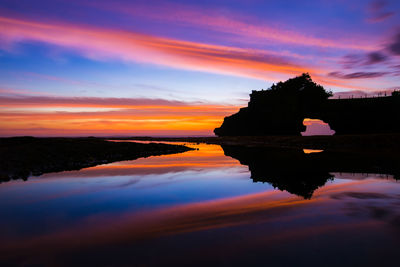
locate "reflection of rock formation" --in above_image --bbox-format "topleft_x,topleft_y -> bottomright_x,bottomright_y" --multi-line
222,145 -> 333,199
215,73 -> 400,136
221,145 -> 400,199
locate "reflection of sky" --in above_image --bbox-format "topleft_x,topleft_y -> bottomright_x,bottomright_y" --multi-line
1,144 -> 399,235
0,144 -> 268,238
1,144 -> 400,265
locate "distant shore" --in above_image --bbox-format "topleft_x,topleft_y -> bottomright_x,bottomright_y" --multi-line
115,133 -> 400,152
117,134 -> 400,181
0,137 -> 193,182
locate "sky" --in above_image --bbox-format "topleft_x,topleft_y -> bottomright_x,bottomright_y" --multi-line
0,0 -> 400,136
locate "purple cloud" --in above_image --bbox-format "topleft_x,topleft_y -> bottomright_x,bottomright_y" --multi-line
366,52 -> 388,64
388,32 -> 400,55
367,0 -> 395,23
328,71 -> 388,79
340,51 -> 387,69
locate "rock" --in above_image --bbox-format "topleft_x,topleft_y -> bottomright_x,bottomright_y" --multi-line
214,73 -> 400,136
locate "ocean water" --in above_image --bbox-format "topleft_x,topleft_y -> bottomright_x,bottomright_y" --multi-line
1,142 -> 399,266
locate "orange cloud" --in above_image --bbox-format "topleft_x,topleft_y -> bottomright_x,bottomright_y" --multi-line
0,15 -> 384,93
0,16 -> 318,81
0,96 -> 239,136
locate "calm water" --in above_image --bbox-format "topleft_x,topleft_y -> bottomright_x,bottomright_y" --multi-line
1,142 -> 400,266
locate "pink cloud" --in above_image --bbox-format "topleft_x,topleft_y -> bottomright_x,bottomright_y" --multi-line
0,16 -> 317,82
1,15 -> 385,92
90,1 -> 377,51
0,95 -> 197,108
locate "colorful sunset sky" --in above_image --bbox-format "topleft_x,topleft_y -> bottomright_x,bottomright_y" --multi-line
1,0 -> 400,136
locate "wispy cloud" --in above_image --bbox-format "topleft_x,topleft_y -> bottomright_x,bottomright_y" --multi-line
340,51 -> 388,69
0,95 -> 239,136
89,1 -> 377,51
1,14 -> 390,95
0,95 -> 196,108
366,0 -> 395,23
328,71 -> 388,79
0,16 -> 317,82
387,31 -> 400,55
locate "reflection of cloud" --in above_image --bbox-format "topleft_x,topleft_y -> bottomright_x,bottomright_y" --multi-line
0,190 -> 309,251
332,172 -> 395,180
333,190 -> 400,232
331,191 -> 391,200
1,178 -> 400,264
303,149 -> 324,154
39,144 -> 240,179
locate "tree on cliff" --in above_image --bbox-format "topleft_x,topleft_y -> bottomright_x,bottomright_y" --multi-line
254,73 -> 332,103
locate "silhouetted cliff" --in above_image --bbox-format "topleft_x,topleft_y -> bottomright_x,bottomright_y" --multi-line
214,73 -> 400,136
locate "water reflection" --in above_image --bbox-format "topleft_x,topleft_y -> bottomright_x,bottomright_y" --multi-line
1,143 -> 400,266
303,148 -> 323,153
222,145 -> 400,198
222,145 -> 333,198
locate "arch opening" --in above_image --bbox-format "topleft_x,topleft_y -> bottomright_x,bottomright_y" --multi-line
301,118 -> 335,136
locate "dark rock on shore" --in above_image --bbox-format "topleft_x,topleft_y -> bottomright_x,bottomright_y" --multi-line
0,137 -> 193,182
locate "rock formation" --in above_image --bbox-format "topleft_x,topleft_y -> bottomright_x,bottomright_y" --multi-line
214,73 -> 400,136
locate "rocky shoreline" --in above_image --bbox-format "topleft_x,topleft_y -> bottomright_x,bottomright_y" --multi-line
0,137 -> 193,182
122,134 -> 400,152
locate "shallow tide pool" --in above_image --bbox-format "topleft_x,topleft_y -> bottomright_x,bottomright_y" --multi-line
1,143 -> 399,266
